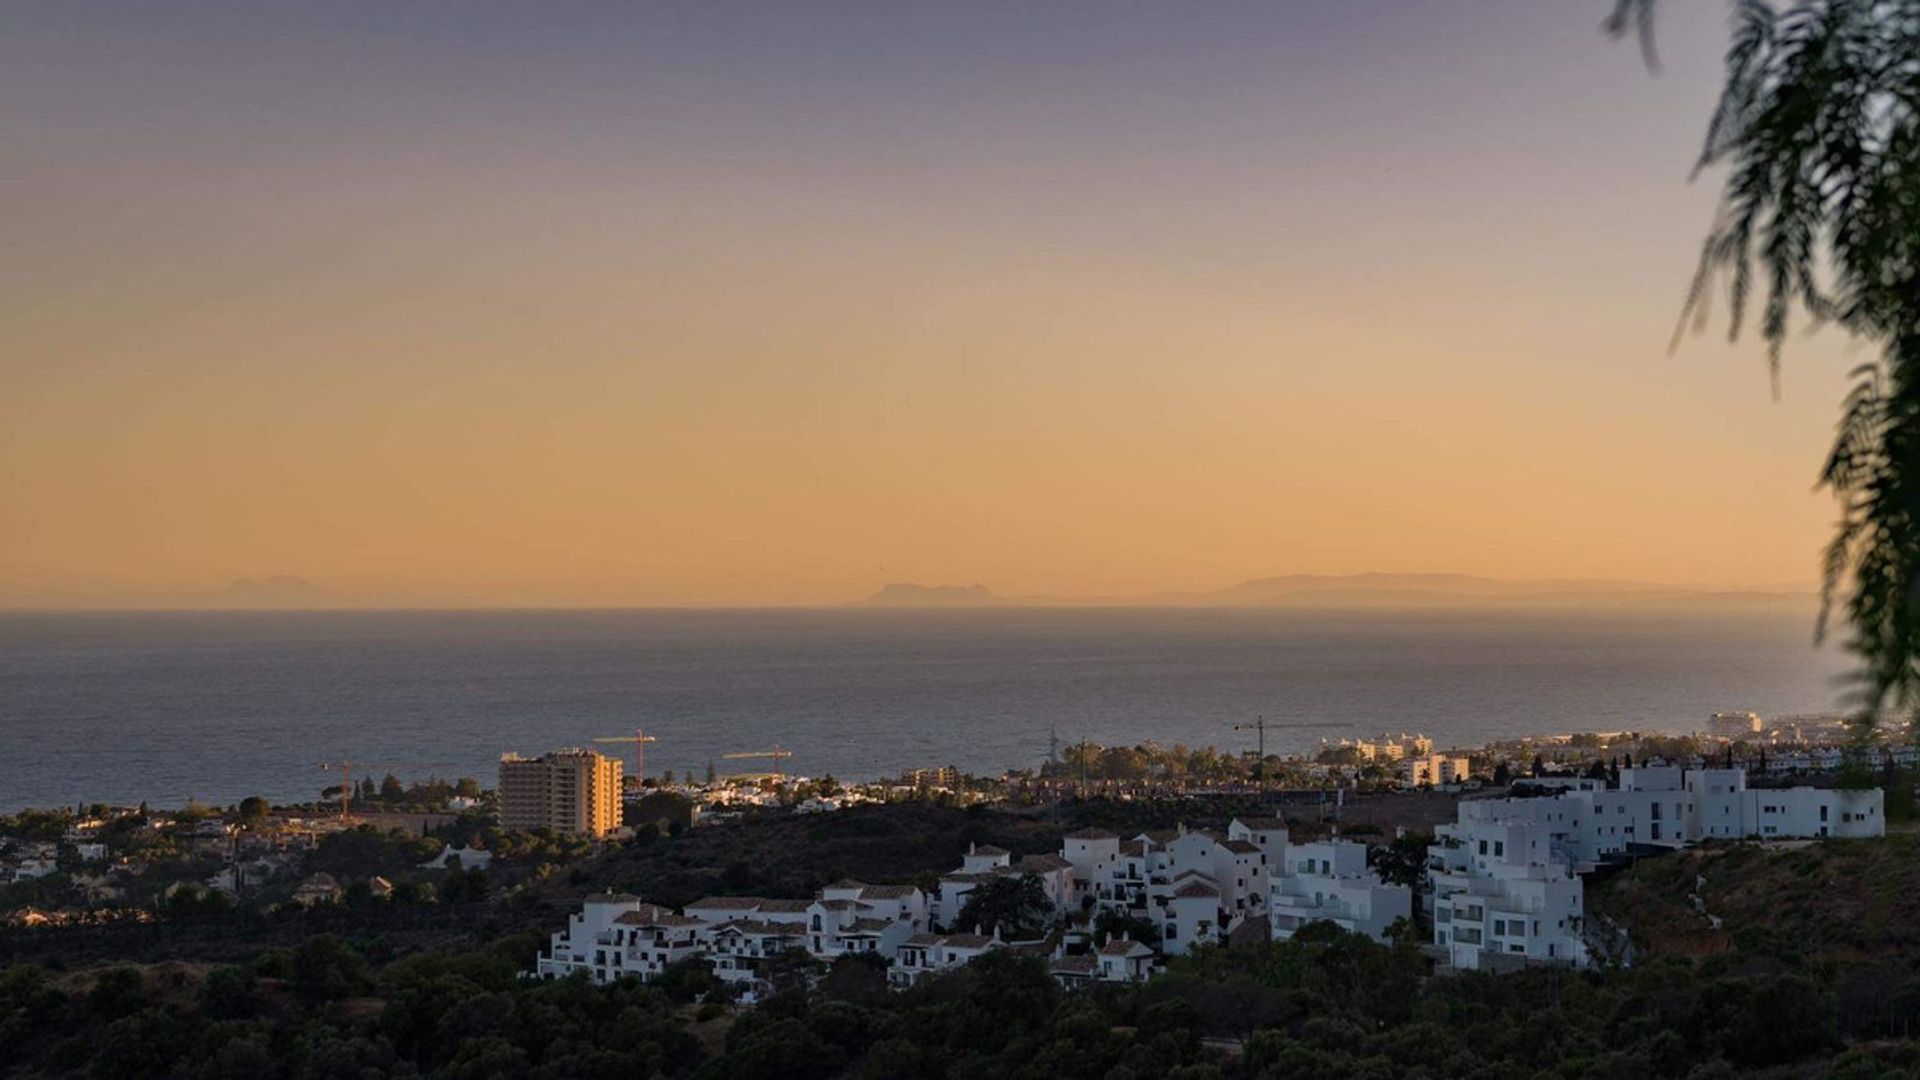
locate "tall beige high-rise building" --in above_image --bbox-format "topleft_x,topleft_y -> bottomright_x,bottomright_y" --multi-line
497,749 -> 623,837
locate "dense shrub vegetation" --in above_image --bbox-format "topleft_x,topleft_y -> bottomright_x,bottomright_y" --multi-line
6,918 -> 1916,1079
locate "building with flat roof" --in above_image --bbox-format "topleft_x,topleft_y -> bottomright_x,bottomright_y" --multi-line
499,749 -> 623,837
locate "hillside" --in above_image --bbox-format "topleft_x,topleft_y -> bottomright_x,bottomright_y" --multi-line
1591,835 -> 1920,963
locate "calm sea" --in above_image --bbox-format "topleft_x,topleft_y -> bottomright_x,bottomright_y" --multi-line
0,606 -> 1855,812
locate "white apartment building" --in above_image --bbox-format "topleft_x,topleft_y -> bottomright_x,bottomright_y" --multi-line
806,880 -> 927,958
1226,816 -> 1291,856
1429,766 -> 1884,971
1675,768 -> 1882,841
1061,828 -> 1121,905
1268,838 -> 1412,943
1085,825 -> 1276,953
534,894 -> 706,984
707,919 -> 810,991
1493,767 -> 1886,867
1428,816 -> 1588,971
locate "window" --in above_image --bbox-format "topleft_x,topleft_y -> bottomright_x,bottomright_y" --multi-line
1493,841 -> 1505,857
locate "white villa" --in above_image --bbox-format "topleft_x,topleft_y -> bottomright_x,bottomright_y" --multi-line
1050,936 -> 1157,987
535,895 -> 707,985
890,930 -> 1004,987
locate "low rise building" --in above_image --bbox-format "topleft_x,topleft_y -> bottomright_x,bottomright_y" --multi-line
291,872 -> 343,906
1268,838 -> 1412,942
889,930 -> 1003,987
419,844 -> 494,871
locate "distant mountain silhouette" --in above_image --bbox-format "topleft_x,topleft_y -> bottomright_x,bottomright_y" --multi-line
866,583 -> 998,606
855,572 -> 1811,609
219,575 -> 335,607
1179,572 -> 1802,608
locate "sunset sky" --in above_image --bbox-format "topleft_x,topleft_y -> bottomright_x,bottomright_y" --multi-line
0,3 -> 1862,607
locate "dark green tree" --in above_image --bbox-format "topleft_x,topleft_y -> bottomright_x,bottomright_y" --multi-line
1094,907 -> 1163,947
951,874 -> 1053,938
1614,0 -> 1920,721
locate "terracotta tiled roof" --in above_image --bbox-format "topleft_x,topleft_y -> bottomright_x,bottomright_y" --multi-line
1063,828 -> 1117,840
1051,954 -> 1099,973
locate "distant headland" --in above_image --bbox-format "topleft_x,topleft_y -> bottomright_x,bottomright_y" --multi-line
865,583 -> 998,606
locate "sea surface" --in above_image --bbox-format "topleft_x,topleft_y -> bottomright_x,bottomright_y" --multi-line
0,606 -> 1857,812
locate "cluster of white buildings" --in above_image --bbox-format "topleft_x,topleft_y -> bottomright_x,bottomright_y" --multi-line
535,817 -> 1415,998
533,765 -> 1888,995
1430,766 -> 1885,970
1070,818 -> 1410,952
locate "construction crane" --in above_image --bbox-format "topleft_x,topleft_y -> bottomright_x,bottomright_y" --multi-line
722,744 -> 794,779
317,759 -> 454,821
592,728 -> 659,784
